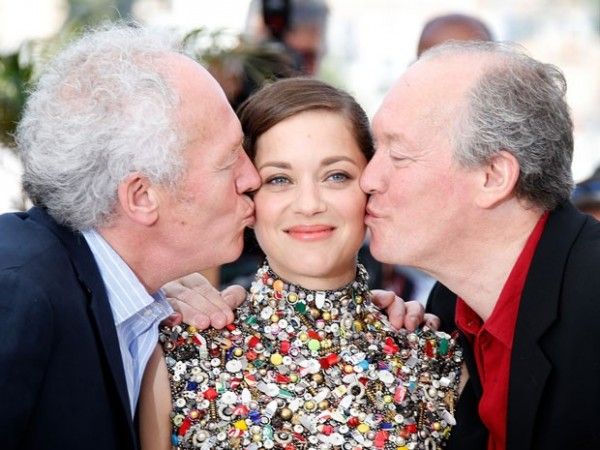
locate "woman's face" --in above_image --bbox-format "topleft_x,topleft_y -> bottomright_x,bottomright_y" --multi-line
252,110 -> 368,289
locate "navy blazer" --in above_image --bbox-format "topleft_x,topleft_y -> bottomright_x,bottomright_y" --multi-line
0,207 -> 137,450
427,202 -> 600,450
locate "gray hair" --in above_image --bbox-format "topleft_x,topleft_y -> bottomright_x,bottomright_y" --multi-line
17,24 -> 186,230
422,41 -> 574,211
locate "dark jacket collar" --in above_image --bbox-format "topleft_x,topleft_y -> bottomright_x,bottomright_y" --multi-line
507,202 -> 588,450
27,207 -> 137,447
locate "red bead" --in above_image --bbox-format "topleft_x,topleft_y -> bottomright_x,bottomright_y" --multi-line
347,416 -> 360,428
276,374 -> 290,383
280,341 -> 291,354
406,423 -> 417,434
203,388 -> 218,400
383,336 -> 399,354
321,425 -> 334,435
374,431 -> 388,448
307,330 -> 321,340
425,339 -> 435,358
248,336 -> 261,348
178,417 -> 192,436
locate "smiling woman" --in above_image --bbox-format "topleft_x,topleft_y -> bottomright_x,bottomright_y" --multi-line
139,78 -> 462,450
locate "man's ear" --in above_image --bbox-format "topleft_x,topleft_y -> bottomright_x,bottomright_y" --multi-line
475,150 -> 520,208
116,173 -> 160,226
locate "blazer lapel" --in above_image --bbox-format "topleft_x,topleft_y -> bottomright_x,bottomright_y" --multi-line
507,203 -> 587,450
28,208 -> 135,441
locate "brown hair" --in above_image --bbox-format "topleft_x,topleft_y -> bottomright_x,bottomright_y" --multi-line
237,77 -> 374,161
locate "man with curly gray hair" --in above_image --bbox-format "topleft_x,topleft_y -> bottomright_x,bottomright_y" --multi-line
0,24 -> 259,450
361,41 -> 600,450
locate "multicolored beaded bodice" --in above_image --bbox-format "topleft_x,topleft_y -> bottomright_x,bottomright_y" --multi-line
160,262 -> 462,450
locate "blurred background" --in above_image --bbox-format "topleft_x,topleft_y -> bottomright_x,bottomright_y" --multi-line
1,0 -> 599,214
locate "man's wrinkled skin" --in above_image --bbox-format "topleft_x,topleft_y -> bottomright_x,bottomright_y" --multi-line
163,275 -> 439,331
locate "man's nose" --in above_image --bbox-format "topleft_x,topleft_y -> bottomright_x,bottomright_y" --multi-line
237,152 -> 261,194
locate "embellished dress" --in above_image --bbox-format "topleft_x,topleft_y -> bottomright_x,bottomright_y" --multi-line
160,263 -> 462,450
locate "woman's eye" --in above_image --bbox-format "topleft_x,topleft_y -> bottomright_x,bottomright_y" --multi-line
265,175 -> 290,185
326,172 -> 350,183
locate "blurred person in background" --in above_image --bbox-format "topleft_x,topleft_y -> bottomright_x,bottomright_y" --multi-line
246,0 -> 329,77
417,13 -> 494,57
571,165 -> 600,220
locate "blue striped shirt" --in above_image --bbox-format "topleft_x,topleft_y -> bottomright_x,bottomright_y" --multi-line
82,229 -> 173,414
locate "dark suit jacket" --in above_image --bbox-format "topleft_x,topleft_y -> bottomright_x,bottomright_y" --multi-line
0,207 -> 137,450
427,202 -> 600,450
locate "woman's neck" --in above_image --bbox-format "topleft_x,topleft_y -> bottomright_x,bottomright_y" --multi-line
265,258 -> 360,291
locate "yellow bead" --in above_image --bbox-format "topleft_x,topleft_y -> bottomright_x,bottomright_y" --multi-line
383,395 -> 393,403
344,364 -> 354,374
187,325 -> 197,334
270,353 -> 283,365
279,408 -> 293,420
233,348 -> 244,357
397,447 -> 409,450
304,400 -> 316,411
322,311 -> 331,321
272,279 -> 284,292
299,332 -> 308,342
287,292 -> 298,303
234,419 -> 248,431
357,423 -> 370,433
318,400 -> 330,410
311,373 -> 324,385
270,314 -> 280,323
353,320 -> 364,332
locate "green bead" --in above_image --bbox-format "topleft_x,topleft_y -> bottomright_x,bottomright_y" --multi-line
263,425 -> 274,440
294,302 -> 307,313
438,338 -> 449,355
245,315 -> 258,325
308,339 -> 321,351
278,389 -> 294,399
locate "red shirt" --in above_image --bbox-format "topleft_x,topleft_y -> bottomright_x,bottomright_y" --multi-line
455,212 -> 548,450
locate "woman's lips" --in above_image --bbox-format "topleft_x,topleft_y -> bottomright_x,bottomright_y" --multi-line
285,224 -> 335,241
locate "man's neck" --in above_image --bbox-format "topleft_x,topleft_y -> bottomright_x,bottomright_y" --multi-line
96,225 -> 164,293
432,202 -> 544,321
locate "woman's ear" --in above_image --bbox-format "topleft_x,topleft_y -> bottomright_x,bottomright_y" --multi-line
475,150 -> 520,209
116,173 -> 160,226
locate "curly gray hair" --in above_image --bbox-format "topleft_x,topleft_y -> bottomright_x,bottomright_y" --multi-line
17,24 -> 186,230
422,41 -> 574,211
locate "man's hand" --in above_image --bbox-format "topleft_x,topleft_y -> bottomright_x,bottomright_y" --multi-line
371,289 -> 440,331
162,273 -> 245,330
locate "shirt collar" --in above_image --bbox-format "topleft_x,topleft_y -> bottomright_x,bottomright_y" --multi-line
82,229 -> 164,325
